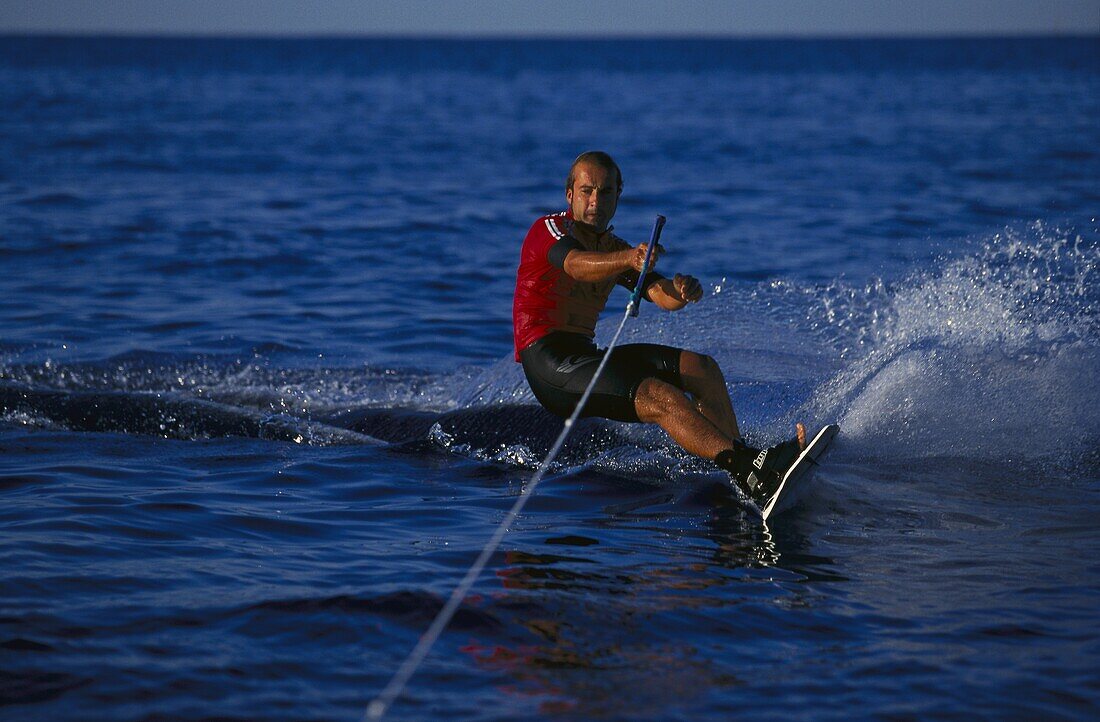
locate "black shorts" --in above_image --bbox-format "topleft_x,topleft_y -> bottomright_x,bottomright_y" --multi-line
520,331 -> 683,423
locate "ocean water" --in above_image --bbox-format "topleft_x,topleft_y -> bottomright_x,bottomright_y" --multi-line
1,37 -> 1098,721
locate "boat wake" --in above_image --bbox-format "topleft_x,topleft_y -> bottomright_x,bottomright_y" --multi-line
3,222 -> 1096,478
797,221 -> 1099,469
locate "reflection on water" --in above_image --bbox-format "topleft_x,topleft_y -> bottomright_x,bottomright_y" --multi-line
451,491 -> 840,718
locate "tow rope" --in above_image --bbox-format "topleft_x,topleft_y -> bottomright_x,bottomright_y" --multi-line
365,215 -> 667,720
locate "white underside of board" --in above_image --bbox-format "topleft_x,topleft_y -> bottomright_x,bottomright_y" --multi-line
760,424 -> 840,520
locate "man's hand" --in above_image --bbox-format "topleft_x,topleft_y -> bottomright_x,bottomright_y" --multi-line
629,243 -> 664,273
672,273 -> 703,303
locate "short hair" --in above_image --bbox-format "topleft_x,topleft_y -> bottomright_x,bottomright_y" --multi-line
566,151 -> 623,194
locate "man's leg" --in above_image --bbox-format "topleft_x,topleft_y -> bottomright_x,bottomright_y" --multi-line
633,377 -> 734,460
634,375 -> 805,464
677,350 -> 741,440
634,375 -> 809,515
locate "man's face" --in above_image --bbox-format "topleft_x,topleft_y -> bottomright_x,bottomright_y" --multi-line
567,162 -> 620,232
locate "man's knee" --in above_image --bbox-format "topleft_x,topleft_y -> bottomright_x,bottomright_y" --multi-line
634,377 -> 689,424
680,350 -> 720,379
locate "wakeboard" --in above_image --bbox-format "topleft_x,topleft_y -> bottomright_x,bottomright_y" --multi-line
760,424 -> 840,520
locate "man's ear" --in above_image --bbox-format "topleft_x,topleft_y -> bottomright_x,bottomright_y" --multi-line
566,187 -> 573,204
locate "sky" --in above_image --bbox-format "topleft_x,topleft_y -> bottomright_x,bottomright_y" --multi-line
1,0 -> 1098,37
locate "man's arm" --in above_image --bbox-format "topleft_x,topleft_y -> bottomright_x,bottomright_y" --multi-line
558,240 -> 700,310
646,273 -> 703,311
561,244 -> 657,282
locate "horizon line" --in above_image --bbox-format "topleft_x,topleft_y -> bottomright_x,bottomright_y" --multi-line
2,30 -> 1098,41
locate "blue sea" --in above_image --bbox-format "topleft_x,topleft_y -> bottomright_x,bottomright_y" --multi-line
1,37 -> 1098,721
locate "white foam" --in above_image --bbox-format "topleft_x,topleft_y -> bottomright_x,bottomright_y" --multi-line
801,222 -> 1100,463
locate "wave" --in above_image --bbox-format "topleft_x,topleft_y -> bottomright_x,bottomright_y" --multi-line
794,221 -> 1099,466
0,382 -> 378,446
2,222 -> 1096,475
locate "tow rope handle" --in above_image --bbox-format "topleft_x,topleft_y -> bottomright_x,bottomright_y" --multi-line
629,214 -> 666,317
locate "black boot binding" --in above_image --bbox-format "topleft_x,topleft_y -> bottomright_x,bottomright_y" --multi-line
715,437 -> 803,514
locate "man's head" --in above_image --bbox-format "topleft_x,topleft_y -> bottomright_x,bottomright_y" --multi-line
566,151 -> 622,232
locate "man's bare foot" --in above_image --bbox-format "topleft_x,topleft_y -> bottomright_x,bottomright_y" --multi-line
796,422 -> 806,450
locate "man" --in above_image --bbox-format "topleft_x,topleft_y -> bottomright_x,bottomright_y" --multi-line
512,150 -> 805,513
